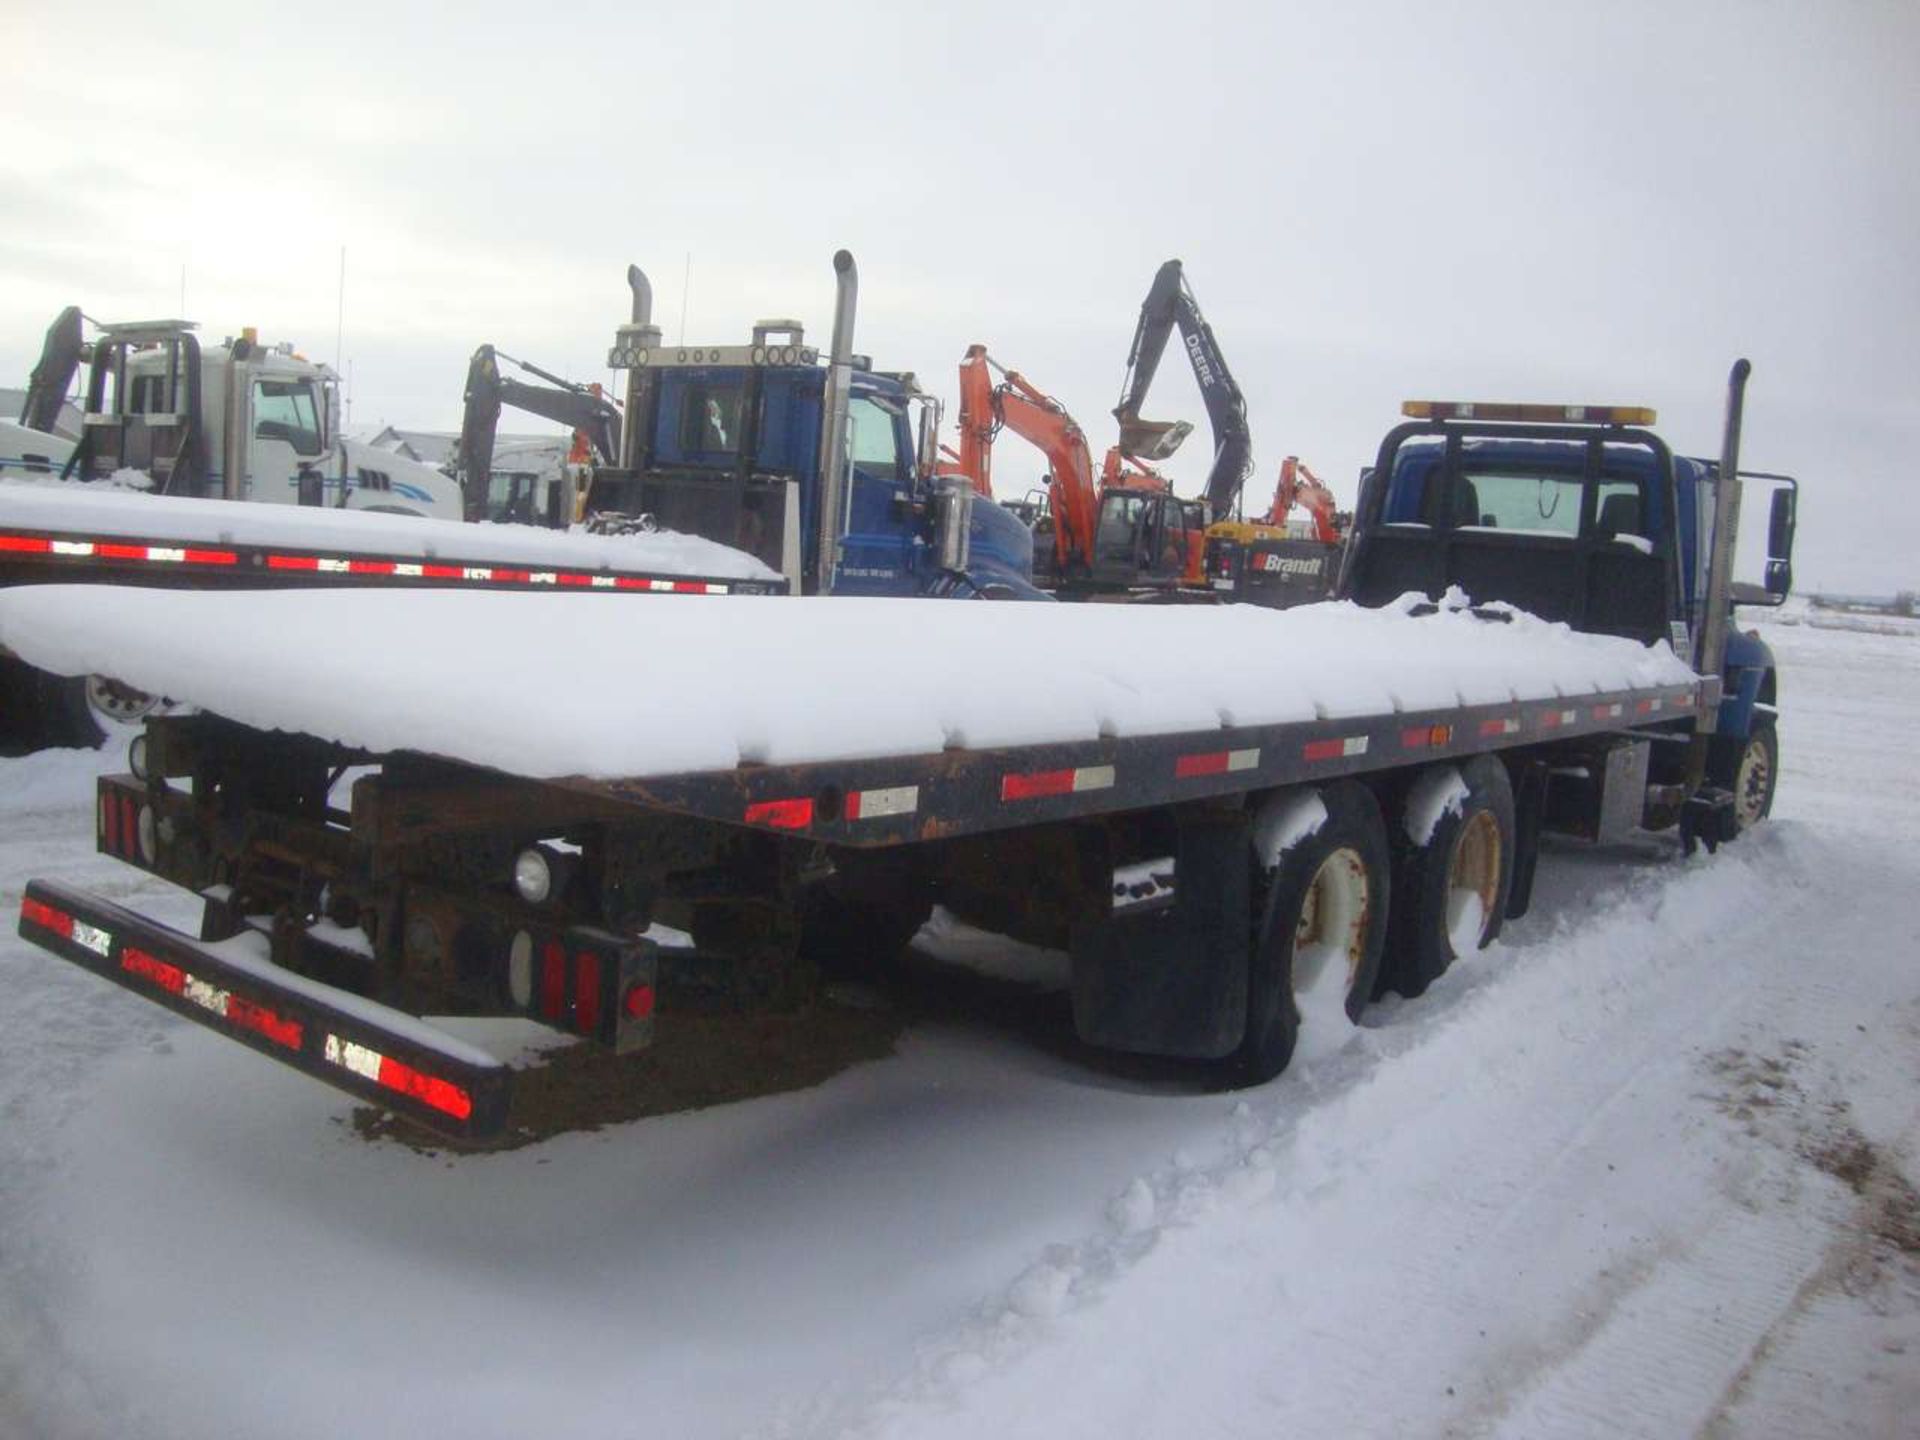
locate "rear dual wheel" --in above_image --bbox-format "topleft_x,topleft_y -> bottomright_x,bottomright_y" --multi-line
1229,780 -> 1390,1086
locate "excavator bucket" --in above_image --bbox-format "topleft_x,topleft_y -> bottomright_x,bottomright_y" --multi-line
1117,415 -> 1193,463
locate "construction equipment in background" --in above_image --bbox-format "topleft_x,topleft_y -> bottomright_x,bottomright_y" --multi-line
937,345 -> 1207,596
1109,259 -> 1253,522
1203,455 -> 1348,608
455,345 -> 623,525
1263,454 -> 1341,542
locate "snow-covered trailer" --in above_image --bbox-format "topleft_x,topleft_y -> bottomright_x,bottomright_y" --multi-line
0,481 -> 785,750
6,366 -> 1797,1143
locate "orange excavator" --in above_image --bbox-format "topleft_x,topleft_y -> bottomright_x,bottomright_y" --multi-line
937,344 -> 1206,594
1263,454 -> 1340,544
1202,454 -> 1346,607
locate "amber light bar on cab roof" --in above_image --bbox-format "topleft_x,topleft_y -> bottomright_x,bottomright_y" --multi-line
1402,401 -> 1657,425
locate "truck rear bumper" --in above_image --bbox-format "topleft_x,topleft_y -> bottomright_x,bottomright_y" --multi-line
18,879 -> 513,1143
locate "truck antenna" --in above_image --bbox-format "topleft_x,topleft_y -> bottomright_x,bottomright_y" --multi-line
335,246 -> 347,372
679,253 -> 691,345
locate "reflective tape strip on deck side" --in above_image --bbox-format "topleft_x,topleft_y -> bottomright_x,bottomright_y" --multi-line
846,785 -> 919,820
1302,736 -> 1369,763
1001,765 -> 1117,802
1174,748 -> 1259,779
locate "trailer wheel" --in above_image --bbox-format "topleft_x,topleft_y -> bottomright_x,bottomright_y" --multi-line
1377,755 -> 1515,1001
1711,719 -> 1778,833
1230,780 -> 1389,1086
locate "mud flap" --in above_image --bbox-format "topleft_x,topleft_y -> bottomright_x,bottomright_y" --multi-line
1069,809 -> 1249,1060
1507,759 -> 1548,920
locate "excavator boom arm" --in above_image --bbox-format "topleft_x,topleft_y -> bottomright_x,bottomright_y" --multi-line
1111,261 -> 1252,519
457,344 -> 621,522
994,380 -> 1099,574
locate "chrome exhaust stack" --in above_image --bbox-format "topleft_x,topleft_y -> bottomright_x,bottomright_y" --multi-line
812,249 -> 857,595
616,265 -> 661,470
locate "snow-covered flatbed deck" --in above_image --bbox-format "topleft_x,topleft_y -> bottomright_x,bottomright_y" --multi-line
0,584 -> 1698,834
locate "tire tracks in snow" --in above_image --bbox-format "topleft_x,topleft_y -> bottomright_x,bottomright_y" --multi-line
782,819 -> 1918,1440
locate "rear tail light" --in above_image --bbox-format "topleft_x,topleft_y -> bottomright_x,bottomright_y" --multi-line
96,777 -> 159,870
511,927 -> 655,1054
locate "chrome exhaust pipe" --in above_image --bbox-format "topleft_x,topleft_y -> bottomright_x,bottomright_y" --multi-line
813,249 -> 857,594
616,265 -> 661,470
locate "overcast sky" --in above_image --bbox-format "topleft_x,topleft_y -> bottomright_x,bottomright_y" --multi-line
4,0 -> 1915,593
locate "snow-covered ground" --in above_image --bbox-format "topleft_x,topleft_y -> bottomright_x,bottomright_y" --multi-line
1,612 -> 1914,1439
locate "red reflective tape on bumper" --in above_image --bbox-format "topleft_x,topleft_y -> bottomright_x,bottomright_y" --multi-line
21,895 -> 72,937
377,1054 -> 472,1120
324,1035 -> 473,1120
1479,717 -> 1521,738
182,548 -> 238,565
121,945 -> 186,994
225,994 -> 304,1050
347,559 -> 397,575
0,534 -> 54,554
745,797 -> 814,829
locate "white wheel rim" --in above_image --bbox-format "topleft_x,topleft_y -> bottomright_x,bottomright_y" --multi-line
85,675 -> 159,726
1294,846 -> 1371,999
1445,809 -> 1502,954
1734,736 -> 1772,828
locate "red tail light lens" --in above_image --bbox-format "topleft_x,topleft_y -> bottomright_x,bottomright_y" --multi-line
573,950 -> 602,1035
623,982 -> 656,1021
539,939 -> 567,1021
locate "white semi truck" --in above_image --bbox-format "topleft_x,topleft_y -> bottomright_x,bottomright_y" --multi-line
6,306 -> 462,516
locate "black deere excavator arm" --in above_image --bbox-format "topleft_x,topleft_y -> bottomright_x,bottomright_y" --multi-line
1112,260 -> 1253,519
457,345 -> 621,522
21,306 -> 84,434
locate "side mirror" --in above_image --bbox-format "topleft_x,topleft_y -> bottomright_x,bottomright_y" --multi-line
912,393 -> 944,490
1767,485 -> 1795,561
1764,481 -> 1796,599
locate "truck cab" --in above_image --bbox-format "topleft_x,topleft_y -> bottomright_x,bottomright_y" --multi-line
1339,384 -> 1798,840
36,311 -> 462,520
583,255 -> 1040,599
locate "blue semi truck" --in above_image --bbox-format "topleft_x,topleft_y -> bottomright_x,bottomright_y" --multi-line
582,251 -> 1044,601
